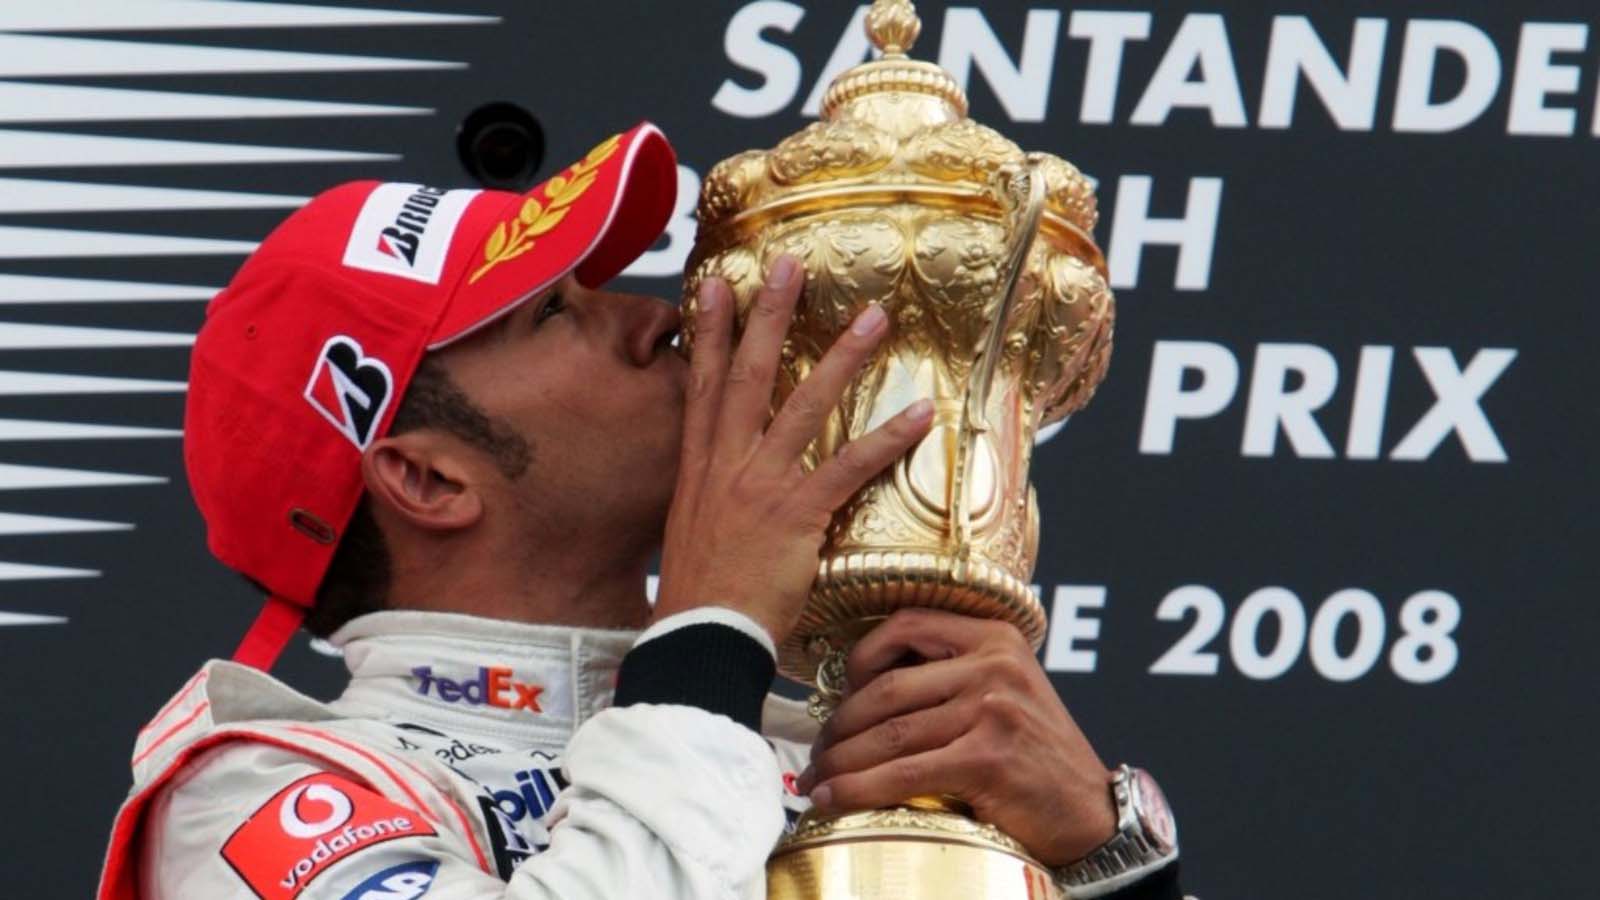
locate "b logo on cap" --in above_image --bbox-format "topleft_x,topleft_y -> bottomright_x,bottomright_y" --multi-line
304,335 -> 393,449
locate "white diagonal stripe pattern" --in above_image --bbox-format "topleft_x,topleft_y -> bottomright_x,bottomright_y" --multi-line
0,464 -> 164,490
0,82 -> 430,123
0,612 -> 69,626
0,179 -> 305,214
0,2 -> 498,32
0,420 -> 181,441
0,3 -> 492,623
0,227 -> 256,259
0,35 -> 467,78
0,371 -> 186,395
0,323 -> 194,350
0,561 -> 98,580
0,512 -> 131,534
0,275 -> 214,303
0,130 -> 396,169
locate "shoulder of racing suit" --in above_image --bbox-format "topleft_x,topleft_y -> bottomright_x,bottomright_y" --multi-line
100,649 -> 814,900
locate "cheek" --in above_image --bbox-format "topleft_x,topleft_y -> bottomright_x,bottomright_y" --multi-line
596,372 -> 685,424
564,382 -> 679,451
501,358 -> 682,452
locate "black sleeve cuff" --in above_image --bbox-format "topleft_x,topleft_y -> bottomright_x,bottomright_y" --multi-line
613,622 -> 776,732
1102,861 -> 1184,900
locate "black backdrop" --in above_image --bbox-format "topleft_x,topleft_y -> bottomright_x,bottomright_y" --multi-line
1,2 -> 1595,897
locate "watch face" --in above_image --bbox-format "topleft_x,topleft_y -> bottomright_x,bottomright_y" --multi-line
1134,769 -> 1177,852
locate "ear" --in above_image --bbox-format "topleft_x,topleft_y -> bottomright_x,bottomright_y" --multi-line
361,432 -> 484,533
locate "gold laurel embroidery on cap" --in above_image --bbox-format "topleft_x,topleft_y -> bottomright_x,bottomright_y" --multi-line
468,133 -> 624,285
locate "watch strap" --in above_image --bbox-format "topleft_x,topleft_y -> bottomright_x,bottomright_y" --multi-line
1052,765 -> 1179,899
1059,858 -> 1184,900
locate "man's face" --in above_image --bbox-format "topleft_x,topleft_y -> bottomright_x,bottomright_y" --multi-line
431,274 -> 687,544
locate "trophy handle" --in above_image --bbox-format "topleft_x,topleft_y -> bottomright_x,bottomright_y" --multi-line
950,161 -> 1046,551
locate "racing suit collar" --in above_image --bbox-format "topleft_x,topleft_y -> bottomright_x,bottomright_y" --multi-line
326,609 -> 637,747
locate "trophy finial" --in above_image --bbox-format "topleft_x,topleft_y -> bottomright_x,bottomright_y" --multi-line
866,0 -> 921,57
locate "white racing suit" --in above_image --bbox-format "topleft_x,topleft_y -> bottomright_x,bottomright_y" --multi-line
98,608 -> 1181,900
97,609 -> 813,900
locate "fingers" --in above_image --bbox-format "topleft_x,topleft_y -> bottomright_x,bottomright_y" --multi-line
816,654 -> 976,751
720,255 -> 803,442
801,399 -> 934,514
846,610 -> 1026,692
808,746 -> 975,816
760,303 -> 889,465
802,698 -> 970,795
681,278 -> 733,473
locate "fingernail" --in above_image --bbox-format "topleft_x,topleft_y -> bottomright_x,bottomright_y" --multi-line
851,303 -> 887,337
906,399 -> 934,423
698,280 -> 720,312
767,255 -> 799,289
810,784 -> 832,810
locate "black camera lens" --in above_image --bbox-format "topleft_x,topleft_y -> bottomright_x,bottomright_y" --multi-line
457,102 -> 545,191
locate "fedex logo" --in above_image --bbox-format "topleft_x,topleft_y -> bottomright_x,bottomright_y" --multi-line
412,666 -> 544,714
374,185 -> 447,266
220,773 -> 434,900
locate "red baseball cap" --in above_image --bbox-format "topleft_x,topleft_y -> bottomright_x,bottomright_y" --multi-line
184,122 -> 677,669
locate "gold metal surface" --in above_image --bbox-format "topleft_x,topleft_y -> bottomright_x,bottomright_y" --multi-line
683,1 -> 1113,896
769,808 -> 1059,900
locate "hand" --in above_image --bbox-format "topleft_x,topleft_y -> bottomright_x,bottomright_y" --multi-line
797,608 -> 1118,866
654,255 -> 935,644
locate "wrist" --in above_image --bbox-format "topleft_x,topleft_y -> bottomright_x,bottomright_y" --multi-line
615,619 -> 776,730
1037,767 -> 1120,867
1052,765 -> 1179,897
639,606 -> 778,659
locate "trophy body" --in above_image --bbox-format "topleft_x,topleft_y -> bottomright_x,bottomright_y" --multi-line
682,2 -> 1116,897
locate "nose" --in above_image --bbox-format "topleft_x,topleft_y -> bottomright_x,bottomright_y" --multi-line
592,287 -> 681,367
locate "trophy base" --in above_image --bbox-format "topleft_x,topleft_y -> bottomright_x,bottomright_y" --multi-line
779,550 -> 1046,683
768,804 -> 1059,900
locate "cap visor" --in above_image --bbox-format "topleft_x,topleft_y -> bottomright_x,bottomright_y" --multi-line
427,122 -> 678,350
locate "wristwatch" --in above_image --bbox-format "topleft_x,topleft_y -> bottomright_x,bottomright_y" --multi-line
1053,764 -> 1179,895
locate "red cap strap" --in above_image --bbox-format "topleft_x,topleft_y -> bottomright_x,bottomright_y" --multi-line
232,596 -> 307,670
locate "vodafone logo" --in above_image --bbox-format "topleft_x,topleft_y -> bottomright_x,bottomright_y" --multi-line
278,782 -> 354,839
222,773 -> 436,900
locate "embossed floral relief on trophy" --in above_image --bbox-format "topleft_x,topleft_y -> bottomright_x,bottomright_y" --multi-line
681,1 -> 1116,897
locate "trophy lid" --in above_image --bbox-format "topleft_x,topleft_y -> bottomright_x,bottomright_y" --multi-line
694,0 -> 1103,273
818,0 -> 968,123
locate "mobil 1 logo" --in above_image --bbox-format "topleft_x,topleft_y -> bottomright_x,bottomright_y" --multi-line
340,860 -> 437,900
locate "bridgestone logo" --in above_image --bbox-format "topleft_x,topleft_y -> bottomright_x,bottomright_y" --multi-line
376,186 -> 446,266
342,182 -> 480,286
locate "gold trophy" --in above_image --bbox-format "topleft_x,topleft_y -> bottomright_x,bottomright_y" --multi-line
682,1 -> 1115,896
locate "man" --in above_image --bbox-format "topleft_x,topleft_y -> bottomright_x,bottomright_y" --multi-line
98,123 -> 1187,899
